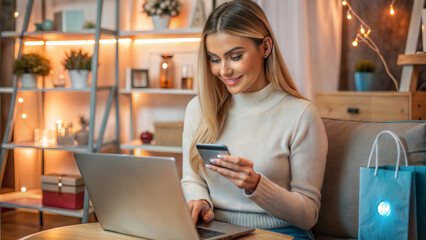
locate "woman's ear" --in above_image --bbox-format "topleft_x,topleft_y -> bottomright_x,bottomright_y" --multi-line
262,37 -> 273,59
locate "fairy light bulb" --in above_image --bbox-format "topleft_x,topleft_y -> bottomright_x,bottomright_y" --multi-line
21,113 -> 27,119
390,6 -> 395,15
21,187 -> 27,192
347,13 -> 352,20
360,26 -> 365,34
352,40 -> 358,47
342,0 -> 347,6
365,29 -> 371,37
14,11 -> 19,18
18,98 -> 24,103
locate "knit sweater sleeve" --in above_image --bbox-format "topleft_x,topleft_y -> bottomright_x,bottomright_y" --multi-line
246,103 -> 328,230
180,97 -> 213,208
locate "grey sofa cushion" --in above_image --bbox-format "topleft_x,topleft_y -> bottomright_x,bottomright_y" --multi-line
312,118 -> 426,239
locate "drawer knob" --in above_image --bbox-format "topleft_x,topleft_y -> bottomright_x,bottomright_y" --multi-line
347,108 -> 359,114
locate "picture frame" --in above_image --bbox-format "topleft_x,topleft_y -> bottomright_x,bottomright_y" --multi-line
131,69 -> 149,88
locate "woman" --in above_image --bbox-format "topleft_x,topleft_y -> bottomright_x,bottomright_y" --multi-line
181,0 -> 327,239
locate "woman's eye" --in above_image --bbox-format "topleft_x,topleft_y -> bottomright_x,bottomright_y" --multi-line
209,58 -> 220,63
230,55 -> 242,61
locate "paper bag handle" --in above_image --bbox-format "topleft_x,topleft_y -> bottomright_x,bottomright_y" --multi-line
367,130 -> 408,178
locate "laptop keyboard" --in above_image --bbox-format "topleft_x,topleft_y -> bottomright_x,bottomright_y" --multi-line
197,227 -> 225,239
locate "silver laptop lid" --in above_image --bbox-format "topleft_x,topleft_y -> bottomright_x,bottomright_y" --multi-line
74,153 -> 199,240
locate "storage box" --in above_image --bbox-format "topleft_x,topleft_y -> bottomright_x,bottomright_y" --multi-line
41,174 -> 85,210
154,121 -> 183,146
54,10 -> 84,32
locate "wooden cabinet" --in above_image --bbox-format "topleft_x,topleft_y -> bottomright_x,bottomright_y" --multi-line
315,91 -> 426,121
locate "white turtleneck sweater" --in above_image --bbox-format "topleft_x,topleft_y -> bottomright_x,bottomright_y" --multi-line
181,84 -> 328,230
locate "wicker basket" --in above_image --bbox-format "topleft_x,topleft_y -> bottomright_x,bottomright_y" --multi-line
154,121 -> 184,146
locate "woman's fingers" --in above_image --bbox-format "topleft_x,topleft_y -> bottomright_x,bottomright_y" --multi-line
188,200 -> 213,224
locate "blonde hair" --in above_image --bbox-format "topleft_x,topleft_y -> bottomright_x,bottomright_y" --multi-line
190,0 -> 306,174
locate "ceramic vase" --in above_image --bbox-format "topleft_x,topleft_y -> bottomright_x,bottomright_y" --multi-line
69,70 -> 89,88
75,123 -> 89,146
20,73 -> 38,88
354,72 -> 374,91
152,15 -> 171,30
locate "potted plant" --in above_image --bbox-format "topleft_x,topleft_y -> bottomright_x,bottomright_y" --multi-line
62,49 -> 92,89
142,0 -> 182,30
13,53 -> 51,88
355,60 -> 375,91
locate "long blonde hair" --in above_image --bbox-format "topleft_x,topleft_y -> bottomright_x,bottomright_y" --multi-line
190,0 -> 306,174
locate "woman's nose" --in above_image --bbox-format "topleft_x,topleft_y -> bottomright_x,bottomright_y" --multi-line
220,61 -> 233,77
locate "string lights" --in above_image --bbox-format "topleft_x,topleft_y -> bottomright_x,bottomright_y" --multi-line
342,0 -> 399,91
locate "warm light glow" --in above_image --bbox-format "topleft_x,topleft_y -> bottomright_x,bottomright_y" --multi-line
134,148 -> 150,157
46,40 -> 89,46
39,38 -> 132,46
390,6 -> 395,15
14,11 -> 19,18
18,98 -> 24,103
134,38 -> 201,44
118,38 -> 132,43
364,29 -> 371,37
360,26 -> 365,34
352,40 -> 358,47
21,113 -> 27,119
347,13 -> 352,20
34,129 -> 56,147
162,63 -> 168,69
24,41 -> 44,46
21,187 -> 27,192
342,0 -> 347,6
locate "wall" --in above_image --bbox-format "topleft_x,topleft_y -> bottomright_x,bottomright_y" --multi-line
340,0 -> 426,91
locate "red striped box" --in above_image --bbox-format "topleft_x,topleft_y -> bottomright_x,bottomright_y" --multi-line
41,174 -> 84,210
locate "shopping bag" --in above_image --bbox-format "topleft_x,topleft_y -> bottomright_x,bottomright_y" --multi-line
379,165 -> 426,240
358,130 -> 417,240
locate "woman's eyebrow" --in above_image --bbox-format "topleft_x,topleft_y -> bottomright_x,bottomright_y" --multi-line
207,46 -> 244,57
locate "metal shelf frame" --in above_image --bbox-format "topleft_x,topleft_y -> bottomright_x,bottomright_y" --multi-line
0,0 -> 120,230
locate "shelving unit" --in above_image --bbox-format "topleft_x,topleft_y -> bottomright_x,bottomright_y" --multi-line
0,0 -> 120,227
118,27 -> 200,155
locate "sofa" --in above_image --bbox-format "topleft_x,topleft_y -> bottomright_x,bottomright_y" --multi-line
312,118 -> 426,240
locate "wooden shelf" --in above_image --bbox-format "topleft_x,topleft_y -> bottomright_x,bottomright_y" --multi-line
1,28 -> 116,41
397,53 -> 426,65
121,139 -> 182,153
119,28 -> 202,39
0,189 -> 94,218
120,88 -> 196,95
17,86 -> 114,92
0,87 -> 13,93
2,139 -> 117,152
2,141 -> 90,152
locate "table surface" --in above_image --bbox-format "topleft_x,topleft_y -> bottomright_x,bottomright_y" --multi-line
20,223 -> 293,240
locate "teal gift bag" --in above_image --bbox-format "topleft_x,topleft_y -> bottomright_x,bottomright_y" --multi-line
358,130 -> 418,240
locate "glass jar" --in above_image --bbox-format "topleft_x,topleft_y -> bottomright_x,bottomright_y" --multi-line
160,54 -> 174,88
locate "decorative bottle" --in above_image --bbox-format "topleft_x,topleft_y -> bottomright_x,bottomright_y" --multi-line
160,54 -> 174,88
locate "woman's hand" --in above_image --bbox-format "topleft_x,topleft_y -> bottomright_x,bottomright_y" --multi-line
206,155 -> 261,194
187,199 -> 214,225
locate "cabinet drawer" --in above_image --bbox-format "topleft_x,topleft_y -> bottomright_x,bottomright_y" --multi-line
315,92 -> 410,121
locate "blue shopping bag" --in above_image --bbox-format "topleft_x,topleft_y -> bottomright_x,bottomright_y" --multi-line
358,130 -> 418,240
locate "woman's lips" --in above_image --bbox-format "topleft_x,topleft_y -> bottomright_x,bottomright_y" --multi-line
223,75 -> 243,86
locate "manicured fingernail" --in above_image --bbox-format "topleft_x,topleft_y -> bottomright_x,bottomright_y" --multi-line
205,164 -> 211,168
216,154 -> 224,159
210,159 -> 216,164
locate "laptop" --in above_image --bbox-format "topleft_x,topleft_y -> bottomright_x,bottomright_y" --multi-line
74,152 -> 255,240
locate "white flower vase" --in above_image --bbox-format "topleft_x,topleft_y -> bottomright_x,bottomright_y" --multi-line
69,70 -> 89,88
152,15 -> 171,30
20,73 -> 38,88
